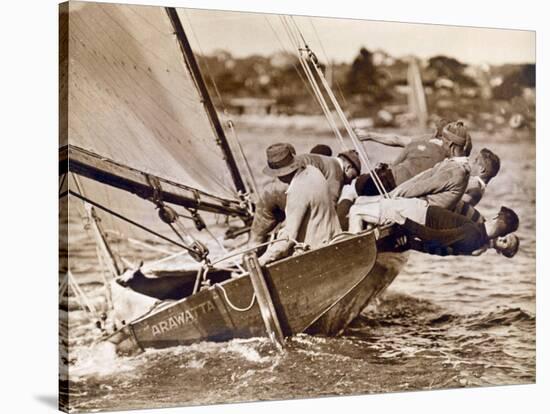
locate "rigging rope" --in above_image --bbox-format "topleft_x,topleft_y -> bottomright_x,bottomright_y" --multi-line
58,173 -> 66,196
71,173 -> 117,310
183,9 -> 257,203
286,16 -> 390,198
59,272 -> 68,301
309,54 -> 389,197
265,16 -> 320,105
226,118 -> 259,198
307,18 -> 353,118
95,245 -> 114,311
68,270 -> 101,322
204,226 -> 246,273
68,190 -> 199,254
279,16 -> 347,150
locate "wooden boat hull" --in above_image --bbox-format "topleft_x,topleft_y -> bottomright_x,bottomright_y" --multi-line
110,231 -> 380,353
307,251 -> 409,336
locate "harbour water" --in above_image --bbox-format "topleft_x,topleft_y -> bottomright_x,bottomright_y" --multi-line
62,125 -> 535,412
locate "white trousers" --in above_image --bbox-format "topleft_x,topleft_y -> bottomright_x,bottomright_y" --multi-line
349,196 -> 429,233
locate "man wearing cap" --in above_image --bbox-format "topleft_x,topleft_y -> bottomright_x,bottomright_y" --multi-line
297,149 -> 361,204
335,121 -> 472,229
249,145 -> 359,247
256,143 -> 341,266
346,147 -> 501,238
310,144 -> 333,157
353,120 -> 472,196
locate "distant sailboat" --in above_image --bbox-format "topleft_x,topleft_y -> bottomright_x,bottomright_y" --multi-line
407,57 -> 429,128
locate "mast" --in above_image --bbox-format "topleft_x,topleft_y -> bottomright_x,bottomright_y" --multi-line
165,7 -> 248,196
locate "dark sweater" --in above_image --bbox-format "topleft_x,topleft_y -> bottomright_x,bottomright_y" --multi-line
402,205 -> 489,256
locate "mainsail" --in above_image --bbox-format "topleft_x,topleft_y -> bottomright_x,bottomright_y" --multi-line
60,2 -> 252,257
61,2 -> 248,218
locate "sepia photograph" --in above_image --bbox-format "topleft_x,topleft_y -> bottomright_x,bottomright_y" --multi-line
58,1 -> 535,412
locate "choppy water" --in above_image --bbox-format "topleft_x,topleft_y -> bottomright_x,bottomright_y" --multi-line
62,129 -> 535,412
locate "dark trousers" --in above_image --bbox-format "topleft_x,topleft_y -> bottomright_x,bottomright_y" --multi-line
356,164 -> 397,196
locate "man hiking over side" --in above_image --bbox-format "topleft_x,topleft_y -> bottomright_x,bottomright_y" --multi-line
353,120 -> 472,196
349,198 -> 519,258
336,121 -> 472,228
347,147 -> 501,234
389,147 -> 501,211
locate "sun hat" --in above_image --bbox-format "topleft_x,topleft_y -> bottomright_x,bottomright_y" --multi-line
262,143 -> 301,177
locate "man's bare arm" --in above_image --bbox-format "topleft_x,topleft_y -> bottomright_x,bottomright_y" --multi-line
354,129 -> 412,147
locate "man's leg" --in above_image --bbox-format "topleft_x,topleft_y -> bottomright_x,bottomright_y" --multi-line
380,198 -> 429,225
349,200 -> 383,233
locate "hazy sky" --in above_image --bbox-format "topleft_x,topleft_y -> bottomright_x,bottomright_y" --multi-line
179,8 -> 535,65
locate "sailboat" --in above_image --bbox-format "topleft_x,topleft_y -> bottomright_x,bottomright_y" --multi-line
59,2 -> 408,354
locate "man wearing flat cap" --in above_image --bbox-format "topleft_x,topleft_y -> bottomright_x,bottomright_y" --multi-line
256,143 -> 341,266
297,148 -> 361,204
353,120 -> 472,197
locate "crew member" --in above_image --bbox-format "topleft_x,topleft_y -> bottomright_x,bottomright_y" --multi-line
257,143 -> 341,266
461,148 -> 501,206
310,144 -> 333,156
390,147 -> 500,210
347,147 -> 501,233
350,198 -> 519,257
353,120 -> 472,195
297,149 -> 361,204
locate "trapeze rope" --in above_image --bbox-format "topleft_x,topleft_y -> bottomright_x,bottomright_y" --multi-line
280,16 -> 348,150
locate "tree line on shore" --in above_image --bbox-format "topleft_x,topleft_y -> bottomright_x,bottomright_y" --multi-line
198,47 -> 535,131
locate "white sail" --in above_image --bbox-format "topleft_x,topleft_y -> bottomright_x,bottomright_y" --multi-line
61,2 -> 248,263
65,1 -> 238,201
407,57 -> 428,128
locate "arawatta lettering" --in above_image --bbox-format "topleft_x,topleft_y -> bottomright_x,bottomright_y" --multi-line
151,300 -> 215,336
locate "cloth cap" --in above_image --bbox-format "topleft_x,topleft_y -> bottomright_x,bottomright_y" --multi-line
338,150 -> 361,173
442,128 -> 467,146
